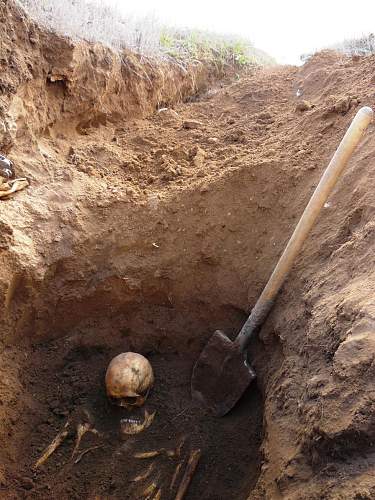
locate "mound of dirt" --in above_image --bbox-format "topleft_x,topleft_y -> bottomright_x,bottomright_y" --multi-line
1,1 -> 375,498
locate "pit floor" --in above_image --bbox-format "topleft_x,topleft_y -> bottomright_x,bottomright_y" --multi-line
5,339 -> 263,499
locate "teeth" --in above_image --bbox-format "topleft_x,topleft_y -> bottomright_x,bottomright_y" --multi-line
121,418 -> 139,424
120,410 -> 156,435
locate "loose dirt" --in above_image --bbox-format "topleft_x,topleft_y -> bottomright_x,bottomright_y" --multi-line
1,2 -> 375,499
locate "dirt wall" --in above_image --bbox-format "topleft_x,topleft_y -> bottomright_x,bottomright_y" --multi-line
1,1 -> 375,498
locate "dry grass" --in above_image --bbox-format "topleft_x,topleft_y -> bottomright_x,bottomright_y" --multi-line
301,33 -> 375,63
17,0 -> 275,67
333,34 -> 375,56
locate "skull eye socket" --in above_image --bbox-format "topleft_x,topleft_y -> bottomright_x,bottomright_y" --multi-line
122,396 -> 139,405
109,395 -> 143,407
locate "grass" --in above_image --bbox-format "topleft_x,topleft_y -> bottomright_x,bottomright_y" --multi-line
159,28 -> 275,68
16,0 -> 275,68
332,34 -> 375,56
301,33 -> 375,62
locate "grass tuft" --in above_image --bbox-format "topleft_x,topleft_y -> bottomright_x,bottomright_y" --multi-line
17,0 -> 275,68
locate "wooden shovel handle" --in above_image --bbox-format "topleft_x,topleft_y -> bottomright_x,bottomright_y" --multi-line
236,106 -> 373,350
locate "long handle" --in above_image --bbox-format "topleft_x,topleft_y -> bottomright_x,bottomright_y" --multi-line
236,106 -> 373,350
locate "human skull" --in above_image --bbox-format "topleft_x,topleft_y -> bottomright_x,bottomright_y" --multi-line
105,352 -> 154,409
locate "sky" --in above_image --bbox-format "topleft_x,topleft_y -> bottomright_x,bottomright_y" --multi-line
98,0 -> 375,64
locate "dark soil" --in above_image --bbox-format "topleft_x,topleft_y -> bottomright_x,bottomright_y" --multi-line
4,339 -> 263,499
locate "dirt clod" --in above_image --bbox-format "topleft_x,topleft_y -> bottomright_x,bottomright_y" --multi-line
182,120 -> 203,130
295,99 -> 313,112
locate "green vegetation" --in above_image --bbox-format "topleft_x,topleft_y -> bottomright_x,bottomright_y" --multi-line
159,28 -> 275,68
17,0 -> 275,69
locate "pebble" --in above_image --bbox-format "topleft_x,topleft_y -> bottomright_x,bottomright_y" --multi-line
182,120 -> 203,130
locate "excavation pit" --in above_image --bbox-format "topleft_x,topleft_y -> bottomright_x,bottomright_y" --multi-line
2,4 -> 375,495
2,314 -> 264,499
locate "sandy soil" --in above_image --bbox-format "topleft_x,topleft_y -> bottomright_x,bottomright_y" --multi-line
1,1 -> 375,499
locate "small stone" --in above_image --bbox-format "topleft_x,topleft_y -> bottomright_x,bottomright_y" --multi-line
333,96 -> 351,114
333,331 -> 375,378
295,100 -> 312,112
182,120 -> 203,130
207,137 -> 218,144
191,146 -> 205,168
19,477 -> 34,490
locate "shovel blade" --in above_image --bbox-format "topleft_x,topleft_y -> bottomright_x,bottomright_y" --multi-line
191,330 -> 256,416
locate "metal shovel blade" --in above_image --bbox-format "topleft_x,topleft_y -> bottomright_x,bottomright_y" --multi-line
191,330 -> 256,416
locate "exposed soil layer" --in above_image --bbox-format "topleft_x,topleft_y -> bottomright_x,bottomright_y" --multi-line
4,340 -> 263,499
2,1 -> 375,498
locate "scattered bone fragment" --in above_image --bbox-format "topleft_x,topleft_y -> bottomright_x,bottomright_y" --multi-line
120,410 -> 155,436
0,178 -> 29,198
173,436 -> 186,458
182,119 -> 203,130
142,480 -> 158,499
295,100 -> 312,112
74,445 -> 102,464
175,449 -> 201,500
134,448 -> 175,459
71,421 -> 100,458
152,488 -> 162,500
169,461 -> 183,492
34,420 -> 70,469
134,450 -> 161,459
130,462 -> 155,482
134,436 -> 186,459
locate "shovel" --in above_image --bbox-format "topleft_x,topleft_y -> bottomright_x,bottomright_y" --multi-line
191,106 -> 373,416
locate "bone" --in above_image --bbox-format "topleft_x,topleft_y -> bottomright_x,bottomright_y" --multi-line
169,461 -> 183,492
120,410 -> 155,436
142,481 -> 158,499
134,435 -> 186,460
71,421 -> 100,458
130,462 -> 155,482
0,178 -> 29,198
174,449 -> 201,500
173,436 -> 186,458
34,420 -> 70,469
152,488 -> 162,500
74,445 -> 102,464
134,450 -> 161,459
